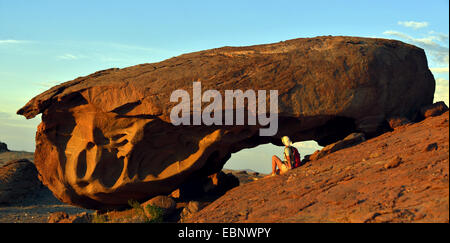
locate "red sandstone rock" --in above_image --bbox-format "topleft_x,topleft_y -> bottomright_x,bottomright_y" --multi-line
141,195 -> 176,217
0,159 -> 42,204
388,117 -> 412,129
420,101 -> 448,118
48,211 -> 91,223
47,212 -> 69,223
310,132 -> 365,160
186,112 -> 449,223
384,156 -> 402,169
17,36 -> 436,209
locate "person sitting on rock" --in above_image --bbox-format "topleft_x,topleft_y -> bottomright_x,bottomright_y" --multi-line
270,136 -> 301,176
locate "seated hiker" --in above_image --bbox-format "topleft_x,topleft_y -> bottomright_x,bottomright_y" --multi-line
271,136 -> 301,176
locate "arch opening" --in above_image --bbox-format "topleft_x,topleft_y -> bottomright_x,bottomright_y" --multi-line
224,140 -> 323,174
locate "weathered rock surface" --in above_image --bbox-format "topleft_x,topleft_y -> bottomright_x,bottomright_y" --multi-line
310,132 -> 365,160
179,201 -> 204,222
17,36 -> 435,209
0,159 -> 42,204
420,101 -> 449,118
186,112 -> 449,223
48,211 -> 91,223
388,117 -> 413,129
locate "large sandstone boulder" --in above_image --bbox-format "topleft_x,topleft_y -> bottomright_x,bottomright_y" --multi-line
17,36 -> 435,209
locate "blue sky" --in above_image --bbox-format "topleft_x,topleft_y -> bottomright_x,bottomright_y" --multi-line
0,0 -> 448,173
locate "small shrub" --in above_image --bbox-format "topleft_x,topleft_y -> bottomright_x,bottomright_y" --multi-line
128,199 -> 142,211
128,199 -> 148,222
91,213 -> 108,223
127,199 -> 165,223
145,204 -> 164,223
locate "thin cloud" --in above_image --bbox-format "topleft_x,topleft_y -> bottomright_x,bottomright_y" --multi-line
32,80 -> 61,88
383,30 -> 449,66
57,53 -> 85,60
398,21 -> 429,29
384,24 -> 449,105
0,111 -> 11,119
89,41 -> 180,56
0,39 -> 30,44
428,31 -> 449,43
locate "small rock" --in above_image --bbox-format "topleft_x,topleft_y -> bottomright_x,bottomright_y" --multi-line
141,195 -> 176,217
388,117 -> 412,129
312,133 -> 366,160
414,212 -> 426,221
424,143 -> 438,152
180,201 -> 203,222
170,189 -> 180,199
236,170 -> 248,175
248,171 -> 259,176
384,156 -> 402,169
420,101 -> 449,118
48,212 -> 69,223
186,201 -> 200,213
69,212 -> 91,223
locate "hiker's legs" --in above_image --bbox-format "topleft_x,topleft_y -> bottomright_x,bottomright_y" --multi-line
272,155 -> 284,174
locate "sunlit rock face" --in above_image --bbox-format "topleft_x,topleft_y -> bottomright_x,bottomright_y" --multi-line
18,36 -> 435,209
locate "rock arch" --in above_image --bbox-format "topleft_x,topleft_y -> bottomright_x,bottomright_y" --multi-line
18,36 -> 435,209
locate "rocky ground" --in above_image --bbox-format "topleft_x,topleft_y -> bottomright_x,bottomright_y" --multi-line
0,187 -> 92,223
0,146 -> 91,223
0,160 -> 263,223
0,111 -> 448,223
186,112 -> 449,223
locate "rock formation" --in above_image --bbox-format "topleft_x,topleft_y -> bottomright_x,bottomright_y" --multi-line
17,36 -> 435,209
420,101 -> 448,118
0,142 -> 8,153
0,159 -> 42,204
186,112 -> 449,223
309,132 -> 366,160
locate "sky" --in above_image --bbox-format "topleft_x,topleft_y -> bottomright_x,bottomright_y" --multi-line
0,0 -> 448,173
